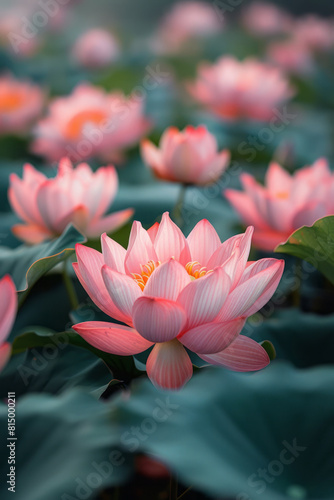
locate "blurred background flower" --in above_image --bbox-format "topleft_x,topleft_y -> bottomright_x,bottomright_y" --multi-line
8,157 -> 133,243
141,125 -> 230,185
240,1 -> 293,36
31,84 -> 151,163
71,28 -> 120,70
0,74 -> 44,135
225,159 -> 332,251
187,57 -> 295,122
151,0 -> 223,54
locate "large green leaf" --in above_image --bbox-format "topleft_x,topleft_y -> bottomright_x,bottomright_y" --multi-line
0,341 -> 111,399
250,308 -> 334,368
275,216 -> 334,285
111,363 -> 334,500
12,327 -> 143,384
0,224 -> 85,304
0,390 -> 131,500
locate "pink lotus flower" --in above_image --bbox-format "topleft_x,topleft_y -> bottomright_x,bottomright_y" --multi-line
0,3 -> 43,57
152,1 -> 222,53
241,2 -> 293,36
32,84 -> 151,163
187,57 -> 294,122
293,15 -> 334,52
266,40 -> 314,75
72,212 -> 284,389
225,159 -> 332,251
141,125 -> 230,185
0,275 -> 17,372
0,74 -> 44,135
9,158 -> 134,244
72,29 -> 119,69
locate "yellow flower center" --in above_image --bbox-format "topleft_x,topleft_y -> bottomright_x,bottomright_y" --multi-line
0,92 -> 24,112
185,261 -> 210,280
132,260 -> 161,291
65,110 -> 107,140
132,260 -> 212,290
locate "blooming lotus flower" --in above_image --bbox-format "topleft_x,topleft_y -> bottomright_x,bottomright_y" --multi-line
9,158 -> 134,244
266,41 -> 314,75
0,275 -> 17,372
72,212 -> 284,389
0,74 -> 44,134
293,15 -> 334,52
225,159 -> 332,251
152,1 -> 222,53
241,2 -> 293,36
32,84 -> 151,162
187,57 -> 294,122
141,125 -> 230,185
72,29 -> 119,69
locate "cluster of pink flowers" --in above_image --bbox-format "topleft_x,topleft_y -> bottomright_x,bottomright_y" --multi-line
3,3 -> 333,392
242,2 -> 334,49
6,154 -> 288,389
0,75 -> 150,163
241,3 -> 334,75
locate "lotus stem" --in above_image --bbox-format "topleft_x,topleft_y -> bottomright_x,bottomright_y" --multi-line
62,258 -> 79,310
172,184 -> 187,228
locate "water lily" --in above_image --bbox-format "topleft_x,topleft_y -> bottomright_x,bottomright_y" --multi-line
266,40 -> 314,75
293,15 -> 334,52
0,74 -> 44,135
72,28 -> 119,69
141,125 -> 230,185
9,158 -> 134,244
241,1 -> 293,36
152,1 -> 222,53
225,159 -> 332,251
187,56 -> 294,122
73,212 -> 284,389
32,83 -> 151,162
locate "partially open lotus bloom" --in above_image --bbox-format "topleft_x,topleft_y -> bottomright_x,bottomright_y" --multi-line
225,159 -> 332,252
293,15 -> 334,52
32,84 -> 151,162
241,2 -> 292,36
266,41 -> 314,75
153,1 -> 222,53
72,212 -> 284,390
72,29 -> 119,69
0,275 -> 17,372
141,125 -> 230,185
9,158 -> 134,244
0,74 -> 44,135
187,57 -> 294,122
